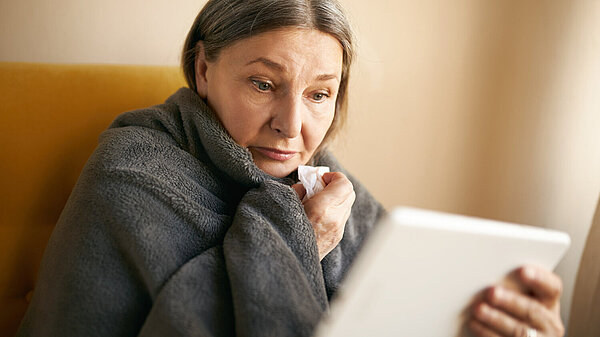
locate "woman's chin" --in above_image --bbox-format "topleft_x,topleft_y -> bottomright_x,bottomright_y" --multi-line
255,160 -> 299,178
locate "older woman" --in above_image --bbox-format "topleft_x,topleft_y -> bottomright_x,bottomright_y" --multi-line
18,0 -> 564,337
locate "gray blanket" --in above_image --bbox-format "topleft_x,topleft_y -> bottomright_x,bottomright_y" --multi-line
18,87 -> 385,337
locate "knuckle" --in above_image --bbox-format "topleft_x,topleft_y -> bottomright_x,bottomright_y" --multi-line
346,177 -> 354,188
554,277 -> 564,297
339,178 -> 353,193
336,171 -> 348,179
331,171 -> 346,181
332,171 -> 351,184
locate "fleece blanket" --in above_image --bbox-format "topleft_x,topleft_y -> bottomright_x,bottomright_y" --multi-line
17,87 -> 385,337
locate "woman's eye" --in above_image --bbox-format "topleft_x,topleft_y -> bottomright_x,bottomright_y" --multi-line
312,92 -> 329,102
251,80 -> 272,91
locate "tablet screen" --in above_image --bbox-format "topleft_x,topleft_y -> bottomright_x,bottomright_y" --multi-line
315,207 -> 571,337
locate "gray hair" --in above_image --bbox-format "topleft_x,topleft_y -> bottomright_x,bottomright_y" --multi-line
181,0 -> 355,149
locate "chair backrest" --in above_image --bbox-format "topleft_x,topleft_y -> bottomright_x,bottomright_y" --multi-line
0,62 -> 186,335
568,195 -> 600,336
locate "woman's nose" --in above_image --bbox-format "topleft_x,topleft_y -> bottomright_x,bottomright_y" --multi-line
270,95 -> 303,138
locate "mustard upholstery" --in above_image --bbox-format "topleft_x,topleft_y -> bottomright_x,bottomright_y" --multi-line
0,62 -> 186,336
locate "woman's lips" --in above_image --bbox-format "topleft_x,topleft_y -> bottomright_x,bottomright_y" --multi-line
253,147 -> 298,161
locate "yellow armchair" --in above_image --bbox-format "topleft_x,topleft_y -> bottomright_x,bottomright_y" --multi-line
0,62 -> 185,336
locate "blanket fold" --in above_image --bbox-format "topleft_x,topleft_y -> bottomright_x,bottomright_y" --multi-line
17,87 -> 385,337
224,179 -> 327,337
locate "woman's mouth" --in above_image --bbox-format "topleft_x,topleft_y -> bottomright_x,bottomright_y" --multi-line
253,147 -> 298,161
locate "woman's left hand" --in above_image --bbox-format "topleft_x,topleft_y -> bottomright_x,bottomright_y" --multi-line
469,265 -> 565,337
291,172 -> 355,261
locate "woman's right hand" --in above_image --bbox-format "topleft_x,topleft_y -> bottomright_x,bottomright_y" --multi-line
292,172 -> 356,261
469,265 -> 565,337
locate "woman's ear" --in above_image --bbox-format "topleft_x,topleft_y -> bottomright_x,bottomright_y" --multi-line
194,41 -> 209,98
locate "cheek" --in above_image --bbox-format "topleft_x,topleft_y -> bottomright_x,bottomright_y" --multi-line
304,111 -> 335,149
206,75 -> 270,146
219,97 -> 270,146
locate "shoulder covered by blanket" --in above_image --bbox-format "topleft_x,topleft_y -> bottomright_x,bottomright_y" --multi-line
18,88 -> 386,337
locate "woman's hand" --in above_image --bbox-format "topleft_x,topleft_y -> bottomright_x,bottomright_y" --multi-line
292,172 -> 356,261
469,265 -> 565,337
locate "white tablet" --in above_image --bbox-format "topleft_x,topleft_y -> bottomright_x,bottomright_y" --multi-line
314,207 -> 571,337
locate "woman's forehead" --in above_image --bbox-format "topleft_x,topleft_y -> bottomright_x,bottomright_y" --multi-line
219,28 -> 343,76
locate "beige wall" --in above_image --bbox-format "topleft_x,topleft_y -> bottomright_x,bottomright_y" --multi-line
0,0 -> 201,65
335,0 -> 600,324
2,0 -> 599,327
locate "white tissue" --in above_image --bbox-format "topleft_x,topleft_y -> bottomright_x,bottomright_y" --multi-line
298,165 -> 330,201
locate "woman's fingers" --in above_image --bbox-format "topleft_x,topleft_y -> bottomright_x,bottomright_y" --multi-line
519,265 -> 563,307
469,266 -> 565,337
470,284 -> 565,337
484,287 -> 552,330
291,183 -> 306,200
321,172 -> 354,197
472,302 -> 534,337
306,173 -> 353,208
321,171 -> 338,185
468,319 -> 503,337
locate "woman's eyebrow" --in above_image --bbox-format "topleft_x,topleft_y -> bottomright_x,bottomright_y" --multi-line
246,57 -> 339,82
315,74 -> 339,82
245,57 -> 284,71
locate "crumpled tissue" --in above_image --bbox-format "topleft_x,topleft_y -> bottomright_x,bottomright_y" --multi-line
298,165 -> 330,201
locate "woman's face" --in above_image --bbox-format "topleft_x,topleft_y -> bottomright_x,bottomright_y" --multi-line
195,28 -> 343,178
